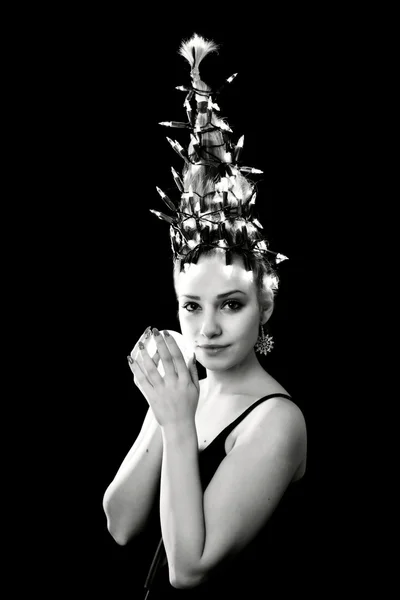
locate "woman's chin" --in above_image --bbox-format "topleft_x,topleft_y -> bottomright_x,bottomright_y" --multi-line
198,350 -> 235,370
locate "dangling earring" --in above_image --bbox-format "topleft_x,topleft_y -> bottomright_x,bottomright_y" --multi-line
255,323 -> 274,355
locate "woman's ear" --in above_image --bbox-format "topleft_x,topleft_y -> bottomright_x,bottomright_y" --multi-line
259,289 -> 274,325
261,302 -> 274,325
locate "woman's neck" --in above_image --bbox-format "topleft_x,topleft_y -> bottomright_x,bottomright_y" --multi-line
202,350 -> 268,399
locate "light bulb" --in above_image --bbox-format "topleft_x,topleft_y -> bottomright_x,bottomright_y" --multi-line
227,73 -> 238,83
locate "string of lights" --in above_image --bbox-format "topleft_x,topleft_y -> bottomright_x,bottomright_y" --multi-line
150,35 -> 288,272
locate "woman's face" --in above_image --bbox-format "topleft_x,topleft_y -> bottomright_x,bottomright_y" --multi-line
175,252 -> 264,370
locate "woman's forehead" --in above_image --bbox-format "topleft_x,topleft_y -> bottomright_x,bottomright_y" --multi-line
175,254 -> 256,296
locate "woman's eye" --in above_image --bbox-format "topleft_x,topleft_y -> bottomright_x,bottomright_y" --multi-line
182,302 -> 199,312
224,300 -> 243,311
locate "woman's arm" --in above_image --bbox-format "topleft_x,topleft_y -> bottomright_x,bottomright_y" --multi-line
102,407 -> 163,545
160,401 -> 306,590
160,422 -> 205,589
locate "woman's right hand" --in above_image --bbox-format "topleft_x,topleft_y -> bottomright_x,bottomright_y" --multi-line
127,326 -> 160,405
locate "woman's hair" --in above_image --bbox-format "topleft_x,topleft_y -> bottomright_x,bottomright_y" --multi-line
171,34 -> 279,312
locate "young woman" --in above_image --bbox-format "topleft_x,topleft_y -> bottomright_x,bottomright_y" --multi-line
103,33 -> 307,598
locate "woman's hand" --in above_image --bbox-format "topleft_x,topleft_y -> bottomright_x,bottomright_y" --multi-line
127,326 -> 161,405
131,328 -> 199,428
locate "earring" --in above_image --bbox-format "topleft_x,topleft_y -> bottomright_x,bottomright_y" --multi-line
255,323 -> 274,355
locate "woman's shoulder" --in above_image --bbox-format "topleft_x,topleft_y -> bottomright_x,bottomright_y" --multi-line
198,371 -> 290,398
252,374 -> 305,432
236,389 -> 307,480
198,375 -> 304,431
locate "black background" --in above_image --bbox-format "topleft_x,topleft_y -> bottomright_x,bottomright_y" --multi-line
26,11 -> 369,597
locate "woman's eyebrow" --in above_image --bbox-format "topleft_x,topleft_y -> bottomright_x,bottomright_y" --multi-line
180,290 -> 247,300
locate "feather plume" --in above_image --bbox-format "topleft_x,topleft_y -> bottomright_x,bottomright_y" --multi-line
178,33 -> 219,69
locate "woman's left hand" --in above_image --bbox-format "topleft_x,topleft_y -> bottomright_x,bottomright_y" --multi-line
132,328 -> 200,428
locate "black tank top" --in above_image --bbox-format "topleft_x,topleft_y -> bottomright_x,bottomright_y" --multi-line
142,393 -> 307,599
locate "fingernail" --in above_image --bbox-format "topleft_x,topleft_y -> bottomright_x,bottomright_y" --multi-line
163,330 -> 170,337
153,328 -> 160,336
144,326 -> 151,339
139,341 -> 145,350
127,355 -> 133,364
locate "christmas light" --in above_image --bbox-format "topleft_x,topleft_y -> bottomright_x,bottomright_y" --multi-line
243,253 -> 251,271
218,221 -> 226,239
159,121 -> 189,129
166,137 -> 189,162
256,240 -> 268,251
190,133 -> 201,160
234,135 -> 244,162
188,184 -> 194,212
216,73 -> 239,95
184,90 -> 194,105
239,166 -> 263,174
149,209 -> 175,225
218,120 -> 233,133
175,140 -> 185,154
247,191 -> 257,218
184,99 -> 193,125
221,177 -> 229,206
155,186 -> 176,211
171,167 -> 184,192
202,225 -> 210,244
224,151 -> 233,163
166,137 -> 177,149
198,196 -> 204,213
207,97 -> 213,121
227,73 -> 238,84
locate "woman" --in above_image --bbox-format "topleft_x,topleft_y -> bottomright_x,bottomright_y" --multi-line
103,33 -> 307,597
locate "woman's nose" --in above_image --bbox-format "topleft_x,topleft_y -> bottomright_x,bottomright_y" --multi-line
199,312 -> 222,338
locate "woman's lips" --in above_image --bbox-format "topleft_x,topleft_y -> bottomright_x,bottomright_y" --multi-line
199,345 -> 230,354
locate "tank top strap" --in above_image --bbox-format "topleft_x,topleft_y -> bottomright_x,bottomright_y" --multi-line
203,393 -> 292,450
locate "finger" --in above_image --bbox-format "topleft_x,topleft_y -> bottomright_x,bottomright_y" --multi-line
188,353 -> 199,391
130,326 -> 152,361
127,347 -> 159,378
141,349 -> 161,371
139,342 -> 164,386
151,329 -> 177,378
161,330 -> 189,378
128,326 -> 152,377
131,358 -> 153,396
153,350 -> 161,367
127,344 -> 148,373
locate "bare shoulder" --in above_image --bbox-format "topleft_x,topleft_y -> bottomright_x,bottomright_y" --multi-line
247,395 -> 306,441
236,396 -> 307,479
